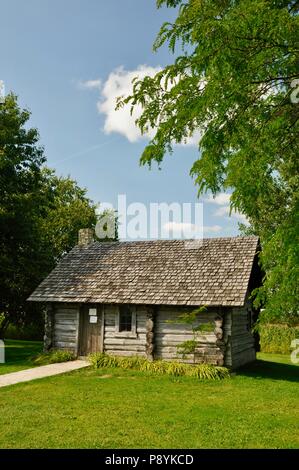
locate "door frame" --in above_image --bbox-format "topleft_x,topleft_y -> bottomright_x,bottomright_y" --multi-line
78,304 -> 104,356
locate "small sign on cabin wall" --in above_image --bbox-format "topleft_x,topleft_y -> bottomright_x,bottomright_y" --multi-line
89,308 -> 97,323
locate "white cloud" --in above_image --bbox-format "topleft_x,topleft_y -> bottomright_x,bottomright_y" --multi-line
164,222 -> 198,233
203,225 -> 222,233
163,222 -> 222,236
97,65 -> 161,143
205,192 -> 231,205
78,79 -> 102,90
231,211 -> 248,224
214,206 -> 230,217
81,65 -> 203,145
204,192 -> 248,224
213,205 -> 248,224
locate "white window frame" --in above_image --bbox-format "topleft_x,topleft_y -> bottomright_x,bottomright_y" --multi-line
115,305 -> 137,338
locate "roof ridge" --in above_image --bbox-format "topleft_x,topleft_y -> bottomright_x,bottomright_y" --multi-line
91,235 -> 259,245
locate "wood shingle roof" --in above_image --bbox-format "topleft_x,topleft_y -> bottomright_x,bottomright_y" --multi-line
28,236 -> 259,307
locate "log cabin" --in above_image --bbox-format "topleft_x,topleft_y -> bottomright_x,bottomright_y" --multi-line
28,230 -> 262,369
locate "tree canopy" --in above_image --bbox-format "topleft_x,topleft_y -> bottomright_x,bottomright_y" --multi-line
0,94 -> 97,334
120,0 -> 299,324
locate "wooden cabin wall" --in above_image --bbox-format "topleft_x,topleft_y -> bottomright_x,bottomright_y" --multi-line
47,302 -> 256,368
103,305 -> 147,357
230,303 -> 256,369
52,303 -> 80,353
154,307 -> 225,365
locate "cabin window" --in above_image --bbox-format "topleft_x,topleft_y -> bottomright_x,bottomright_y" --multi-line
119,306 -> 132,332
116,305 -> 136,336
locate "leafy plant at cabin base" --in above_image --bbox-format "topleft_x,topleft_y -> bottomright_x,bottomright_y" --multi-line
176,339 -> 198,358
33,349 -> 75,365
88,353 -> 230,380
167,306 -> 216,362
258,323 -> 299,354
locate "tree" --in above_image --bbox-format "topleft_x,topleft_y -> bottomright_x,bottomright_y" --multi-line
0,94 -> 97,336
120,0 -> 299,324
38,168 -> 97,262
0,93 -> 46,335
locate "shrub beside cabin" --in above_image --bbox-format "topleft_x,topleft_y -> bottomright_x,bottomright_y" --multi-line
28,230 -> 261,369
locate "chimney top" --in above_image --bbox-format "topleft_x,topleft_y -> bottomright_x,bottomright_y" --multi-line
78,228 -> 94,246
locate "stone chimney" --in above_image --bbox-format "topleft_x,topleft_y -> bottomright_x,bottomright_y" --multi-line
78,228 -> 94,246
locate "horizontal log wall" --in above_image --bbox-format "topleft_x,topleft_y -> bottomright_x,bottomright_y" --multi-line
230,303 -> 256,369
53,303 -> 80,353
48,301 -> 256,369
103,305 -> 147,357
155,307 -> 225,365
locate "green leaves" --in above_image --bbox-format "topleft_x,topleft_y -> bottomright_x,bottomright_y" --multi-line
258,323 -> 299,353
167,307 -> 214,360
177,339 -> 198,356
33,349 -> 75,365
119,0 -> 299,323
0,94 -> 97,332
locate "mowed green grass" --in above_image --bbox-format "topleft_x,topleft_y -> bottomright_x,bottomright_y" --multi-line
0,346 -> 298,449
0,340 -> 43,375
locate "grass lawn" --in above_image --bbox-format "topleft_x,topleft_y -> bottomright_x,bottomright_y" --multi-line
257,352 -> 297,365
0,339 -> 43,375
0,344 -> 298,449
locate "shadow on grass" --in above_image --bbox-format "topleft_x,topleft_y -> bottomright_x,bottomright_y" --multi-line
238,359 -> 299,383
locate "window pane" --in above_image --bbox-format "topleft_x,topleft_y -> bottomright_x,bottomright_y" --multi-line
119,306 -> 132,332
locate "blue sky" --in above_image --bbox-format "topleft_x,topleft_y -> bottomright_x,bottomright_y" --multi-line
1,0 -> 246,239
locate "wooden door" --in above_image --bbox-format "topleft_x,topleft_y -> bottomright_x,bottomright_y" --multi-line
79,305 -> 103,356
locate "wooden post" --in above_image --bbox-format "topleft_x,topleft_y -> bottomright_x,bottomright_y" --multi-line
44,303 -> 54,352
145,307 -> 155,361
